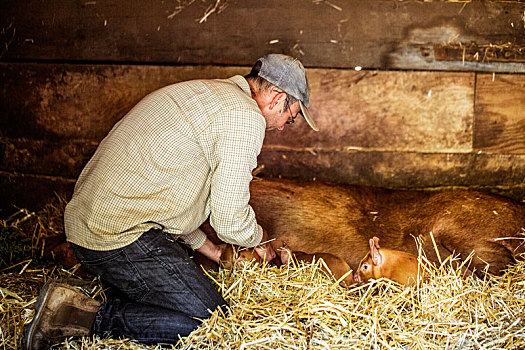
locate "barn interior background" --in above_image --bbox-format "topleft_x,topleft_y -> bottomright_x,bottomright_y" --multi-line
1,2 -> 525,349
1,0 -> 525,216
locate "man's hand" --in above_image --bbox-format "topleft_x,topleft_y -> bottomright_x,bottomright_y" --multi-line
196,238 -> 224,263
254,229 -> 277,262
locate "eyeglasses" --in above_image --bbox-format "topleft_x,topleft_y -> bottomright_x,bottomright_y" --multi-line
285,97 -> 298,125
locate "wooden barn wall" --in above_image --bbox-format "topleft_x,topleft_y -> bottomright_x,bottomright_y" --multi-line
1,0 -> 525,215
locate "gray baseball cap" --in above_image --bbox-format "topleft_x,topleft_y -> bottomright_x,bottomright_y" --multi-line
257,54 -> 319,131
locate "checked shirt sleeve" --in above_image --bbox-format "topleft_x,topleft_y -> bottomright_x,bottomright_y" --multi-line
209,107 -> 265,248
180,227 -> 208,250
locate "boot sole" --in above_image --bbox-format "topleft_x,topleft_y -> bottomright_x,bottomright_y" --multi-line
24,280 -> 57,350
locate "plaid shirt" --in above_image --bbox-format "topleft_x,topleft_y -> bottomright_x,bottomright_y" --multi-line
64,75 -> 265,251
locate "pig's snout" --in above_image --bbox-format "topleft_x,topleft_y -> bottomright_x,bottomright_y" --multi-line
353,271 -> 362,284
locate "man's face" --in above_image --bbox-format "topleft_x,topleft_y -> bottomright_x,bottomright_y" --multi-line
262,92 -> 301,131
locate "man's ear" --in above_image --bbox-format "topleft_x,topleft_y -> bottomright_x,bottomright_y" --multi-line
270,91 -> 286,109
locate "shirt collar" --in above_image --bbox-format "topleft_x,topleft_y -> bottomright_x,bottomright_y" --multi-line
229,75 -> 252,97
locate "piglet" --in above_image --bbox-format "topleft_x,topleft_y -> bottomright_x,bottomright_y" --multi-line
219,244 -> 262,269
42,235 -> 89,277
355,236 -> 424,286
276,241 -> 355,287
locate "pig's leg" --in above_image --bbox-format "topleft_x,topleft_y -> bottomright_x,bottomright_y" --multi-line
419,236 -> 454,263
413,235 -> 480,277
465,241 -> 516,275
439,238 -> 514,276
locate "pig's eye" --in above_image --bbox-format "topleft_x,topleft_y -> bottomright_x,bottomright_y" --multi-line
362,264 -> 369,271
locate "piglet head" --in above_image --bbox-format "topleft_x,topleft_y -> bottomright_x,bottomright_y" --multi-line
219,245 -> 262,268
219,244 -> 236,269
237,248 -> 262,265
355,236 -> 383,284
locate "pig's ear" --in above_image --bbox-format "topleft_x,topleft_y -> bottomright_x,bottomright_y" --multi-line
372,236 -> 381,249
281,250 -> 291,264
369,238 -> 382,266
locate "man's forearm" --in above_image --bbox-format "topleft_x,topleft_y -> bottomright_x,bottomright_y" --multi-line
196,238 -> 223,263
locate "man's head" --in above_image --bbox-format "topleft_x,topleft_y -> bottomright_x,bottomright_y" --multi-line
246,54 -> 318,132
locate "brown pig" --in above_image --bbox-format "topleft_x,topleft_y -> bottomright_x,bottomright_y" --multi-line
245,178 -> 525,276
355,237 -> 424,286
275,241 -> 355,287
219,244 -> 262,269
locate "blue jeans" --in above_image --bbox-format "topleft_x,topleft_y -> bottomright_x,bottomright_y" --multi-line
70,228 -> 226,344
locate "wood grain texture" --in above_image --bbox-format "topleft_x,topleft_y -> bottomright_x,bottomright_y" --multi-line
0,63 -> 245,140
2,134 -> 525,193
0,63 -> 475,153
474,74 -> 525,154
267,69 -> 474,152
1,0 -> 524,72
257,148 -> 525,192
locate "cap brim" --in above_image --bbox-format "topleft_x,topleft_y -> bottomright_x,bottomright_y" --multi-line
299,101 -> 319,132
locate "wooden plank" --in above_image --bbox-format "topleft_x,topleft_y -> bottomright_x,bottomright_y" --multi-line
257,148 -> 525,201
2,63 -> 524,211
0,63 -> 475,153
2,134 -> 525,196
474,74 -> 525,154
1,0 -> 524,72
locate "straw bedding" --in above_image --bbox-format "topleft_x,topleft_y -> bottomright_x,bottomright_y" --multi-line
1,199 -> 524,349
